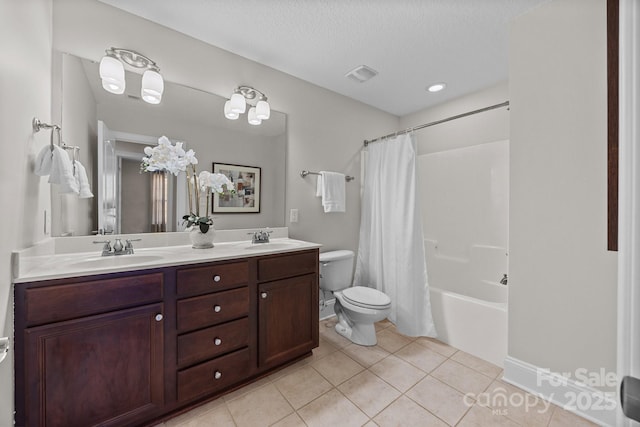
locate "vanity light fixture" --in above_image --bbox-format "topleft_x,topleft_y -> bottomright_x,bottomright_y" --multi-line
99,48 -> 164,104
224,86 -> 271,125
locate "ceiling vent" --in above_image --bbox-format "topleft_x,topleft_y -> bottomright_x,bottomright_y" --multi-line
345,65 -> 378,83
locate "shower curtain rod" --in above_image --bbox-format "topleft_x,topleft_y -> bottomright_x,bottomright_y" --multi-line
363,100 -> 510,146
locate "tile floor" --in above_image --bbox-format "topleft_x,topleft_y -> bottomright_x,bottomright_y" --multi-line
157,319 -> 598,427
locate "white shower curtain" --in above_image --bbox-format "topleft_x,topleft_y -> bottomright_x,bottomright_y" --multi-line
353,133 -> 437,337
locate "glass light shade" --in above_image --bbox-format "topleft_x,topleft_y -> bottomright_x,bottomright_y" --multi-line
99,55 -> 125,94
224,100 -> 239,120
247,107 -> 262,125
141,69 -> 164,104
229,93 -> 247,114
255,100 -> 271,120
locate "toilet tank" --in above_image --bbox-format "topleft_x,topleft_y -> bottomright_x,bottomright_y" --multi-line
319,250 -> 355,292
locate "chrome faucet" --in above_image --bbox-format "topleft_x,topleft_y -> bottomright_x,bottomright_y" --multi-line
500,274 -> 508,285
249,229 -> 272,244
93,240 -> 112,256
93,238 -> 141,256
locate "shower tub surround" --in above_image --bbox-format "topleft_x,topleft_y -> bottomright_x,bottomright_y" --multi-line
418,140 -> 509,367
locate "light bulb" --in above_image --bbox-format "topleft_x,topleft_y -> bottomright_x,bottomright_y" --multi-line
247,107 -> 262,125
141,69 -> 164,104
224,100 -> 239,120
99,55 -> 125,94
229,93 -> 247,114
427,82 -> 446,93
255,100 -> 271,120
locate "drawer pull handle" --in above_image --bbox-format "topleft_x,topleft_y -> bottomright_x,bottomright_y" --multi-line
214,338 -> 222,346
261,292 -> 268,299
213,305 -> 222,313
213,275 -> 221,283
214,371 -> 222,380
155,314 -> 163,322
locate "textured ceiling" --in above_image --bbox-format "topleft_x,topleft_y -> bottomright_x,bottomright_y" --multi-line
98,0 -> 549,116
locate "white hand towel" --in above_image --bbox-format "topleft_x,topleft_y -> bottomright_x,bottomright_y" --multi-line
318,171 -> 346,213
49,145 -> 79,194
34,145 -> 53,176
74,161 -> 94,198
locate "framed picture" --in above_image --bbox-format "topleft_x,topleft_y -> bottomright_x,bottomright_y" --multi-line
212,163 -> 261,213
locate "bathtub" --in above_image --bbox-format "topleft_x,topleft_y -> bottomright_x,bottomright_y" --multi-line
426,240 -> 508,367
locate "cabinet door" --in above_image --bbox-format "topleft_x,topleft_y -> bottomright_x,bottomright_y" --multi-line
258,274 -> 319,368
24,304 -> 164,427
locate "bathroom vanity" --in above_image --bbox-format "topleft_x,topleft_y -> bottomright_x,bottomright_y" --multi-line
13,237 -> 319,427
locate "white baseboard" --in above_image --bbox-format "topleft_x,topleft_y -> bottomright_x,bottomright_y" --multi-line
503,356 -> 616,426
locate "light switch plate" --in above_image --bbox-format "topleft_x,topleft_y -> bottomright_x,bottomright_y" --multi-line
290,208 -> 299,223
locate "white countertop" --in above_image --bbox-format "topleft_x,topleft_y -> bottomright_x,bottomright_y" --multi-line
13,233 -> 321,283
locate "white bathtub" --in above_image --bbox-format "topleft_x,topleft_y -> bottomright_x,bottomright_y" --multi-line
426,240 -> 508,367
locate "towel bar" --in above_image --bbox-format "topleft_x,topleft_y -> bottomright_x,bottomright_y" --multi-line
300,170 -> 354,182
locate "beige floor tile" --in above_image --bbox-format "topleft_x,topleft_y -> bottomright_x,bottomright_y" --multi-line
482,380 -> 554,426
297,388 -> 369,427
226,383 -> 293,427
374,395 -> 448,427
431,359 -> 493,395
267,358 -> 310,382
375,328 -> 413,353
369,354 -> 426,392
363,422 -> 379,427
165,403 -> 235,427
338,370 -> 401,417
341,343 -> 390,368
451,350 -> 503,378
374,319 -> 393,332
164,397 -> 226,426
395,342 -> 447,373
274,365 -> 333,409
311,350 -> 365,386
457,404 -> 520,427
406,375 -> 471,425
223,375 -> 272,402
271,412 -> 307,427
414,337 -> 458,357
548,406 -> 599,426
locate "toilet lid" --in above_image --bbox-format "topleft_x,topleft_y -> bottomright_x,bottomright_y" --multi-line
342,286 -> 391,309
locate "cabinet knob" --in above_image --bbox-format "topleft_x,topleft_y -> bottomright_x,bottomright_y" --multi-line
214,338 -> 222,346
213,275 -> 221,283
261,292 -> 268,299
214,371 -> 222,380
213,305 -> 222,313
155,314 -> 163,322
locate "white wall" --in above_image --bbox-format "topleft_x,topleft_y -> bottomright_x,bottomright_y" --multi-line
0,0 -> 53,424
52,0 -> 399,254
508,0 -> 617,386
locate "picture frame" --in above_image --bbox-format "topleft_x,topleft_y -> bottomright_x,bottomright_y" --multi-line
212,162 -> 261,213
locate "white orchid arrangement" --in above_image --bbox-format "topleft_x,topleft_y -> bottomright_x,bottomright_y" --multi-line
141,136 -> 234,233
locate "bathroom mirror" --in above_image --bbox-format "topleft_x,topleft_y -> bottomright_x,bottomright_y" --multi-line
52,51 -> 287,236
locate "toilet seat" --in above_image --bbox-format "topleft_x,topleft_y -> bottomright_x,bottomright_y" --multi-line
341,286 -> 391,310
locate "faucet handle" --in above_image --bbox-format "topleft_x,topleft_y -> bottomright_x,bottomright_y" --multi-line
125,239 -> 140,254
93,240 -> 112,255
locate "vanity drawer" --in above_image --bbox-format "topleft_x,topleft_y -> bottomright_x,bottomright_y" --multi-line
177,261 -> 249,297
177,347 -> 250,402
177,317 -> 250,368
177,287 -> 249,333
24,273 -> 164,326
257,250 -> 318,282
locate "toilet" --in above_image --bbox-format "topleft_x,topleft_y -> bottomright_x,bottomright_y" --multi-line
319,250 -> 391,346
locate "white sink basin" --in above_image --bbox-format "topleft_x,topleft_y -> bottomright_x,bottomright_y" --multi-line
68,254 -> 164,269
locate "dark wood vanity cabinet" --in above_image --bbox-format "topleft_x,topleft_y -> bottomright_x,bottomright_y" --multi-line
14,248 -> 319,427
257,251 -> 319,368
15,272 -> 166,427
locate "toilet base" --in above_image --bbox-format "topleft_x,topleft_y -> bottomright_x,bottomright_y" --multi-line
334,301 -> 381,346
335,321 -> 378,346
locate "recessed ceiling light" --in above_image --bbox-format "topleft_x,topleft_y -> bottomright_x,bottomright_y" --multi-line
427,83 -> 446,93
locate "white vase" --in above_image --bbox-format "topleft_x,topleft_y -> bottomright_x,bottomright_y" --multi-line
189,226 -> 215,249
